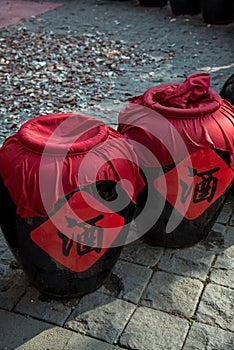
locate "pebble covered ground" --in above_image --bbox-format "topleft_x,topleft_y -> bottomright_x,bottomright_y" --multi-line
0,29 -> 156,139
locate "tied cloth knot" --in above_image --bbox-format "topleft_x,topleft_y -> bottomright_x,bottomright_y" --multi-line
153,73 -> 210,108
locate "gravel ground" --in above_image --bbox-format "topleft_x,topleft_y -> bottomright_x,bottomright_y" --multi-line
0,0 -> 233,145
0,29 -> 156,140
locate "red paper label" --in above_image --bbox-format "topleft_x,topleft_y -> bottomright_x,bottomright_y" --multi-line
154,149 -> 233,220
30,190 -> 125,272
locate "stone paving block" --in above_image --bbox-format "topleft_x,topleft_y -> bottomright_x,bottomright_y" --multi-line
183,322 -> 234,350
158,246 -> 215,280
0,229 -> 16,263
0,264 -> 29,311
99,259 -> 152,303
230,211 -> 234,226
199,221 -> 234,254
0,229 -> 9,254
196,283 -> 234,332
119,306 -> 189,350
210,223 -> 227,236
0,308 -> 68,350
226,227 -> 234,247
141,271 -> 203,318
15,287 -> 76,327
65,291 -> 136,344
65,333 -> 123,350
120,238 -> 164,267
200,223 -> 227,252
1,248 -> 15,263
216,201 -> 233,225
15,327 -> 120,350
210,246 -> 234,288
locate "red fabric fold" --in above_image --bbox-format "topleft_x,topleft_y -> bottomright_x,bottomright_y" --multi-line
0,113 -> 145,218
151,72 -> 211,109
119,73 -> 234,169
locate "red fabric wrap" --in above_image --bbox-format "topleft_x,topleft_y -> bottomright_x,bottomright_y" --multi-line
0,113 -> 144,218
118,73 -> 234,169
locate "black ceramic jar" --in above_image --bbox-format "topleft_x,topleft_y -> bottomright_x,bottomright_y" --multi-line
0,113 -> 144,297
118,73 -> 234,247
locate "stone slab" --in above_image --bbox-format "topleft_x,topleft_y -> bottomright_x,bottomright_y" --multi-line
0,229 -> 9,255
203,224 -> 234,252
200,223 -> 227,252
141,271 -> 203,318
1,248 -> 15,263
0,308 -> 68,350
158,246 -> 215,280
65,333 -> 122,350
0,305 -> 123,350
196,283 -> 234,332
230,211 -> 234,226
120,237 -> 164,267
216,201 -> 233,225
0,263 -> 29,311
226,227 -> 234,247
65,291 -> 136,344
15,287 -> 76,326
210,246 -> 234,288
120,306 -> 189,350
0,229 -> 18,263
183,322 -> 234,350
99,259 -> 152,303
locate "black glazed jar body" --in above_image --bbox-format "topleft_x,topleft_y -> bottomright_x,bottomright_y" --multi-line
139,0 -> 168,7
0,178 -> 135,297
169,0 -> 201,15
200,0 -> 233,25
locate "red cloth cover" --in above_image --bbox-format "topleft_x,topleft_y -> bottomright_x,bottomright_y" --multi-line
0,113 -> 144,218
118,73 -> 234,169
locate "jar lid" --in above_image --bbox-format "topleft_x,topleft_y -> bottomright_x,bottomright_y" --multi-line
19,113 -> 108,155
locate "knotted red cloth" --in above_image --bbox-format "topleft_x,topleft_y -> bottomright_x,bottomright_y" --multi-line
118,72 -> 234,169
0,113 -> 144,218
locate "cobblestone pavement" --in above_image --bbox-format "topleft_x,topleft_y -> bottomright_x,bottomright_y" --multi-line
0,1 -> 234,349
